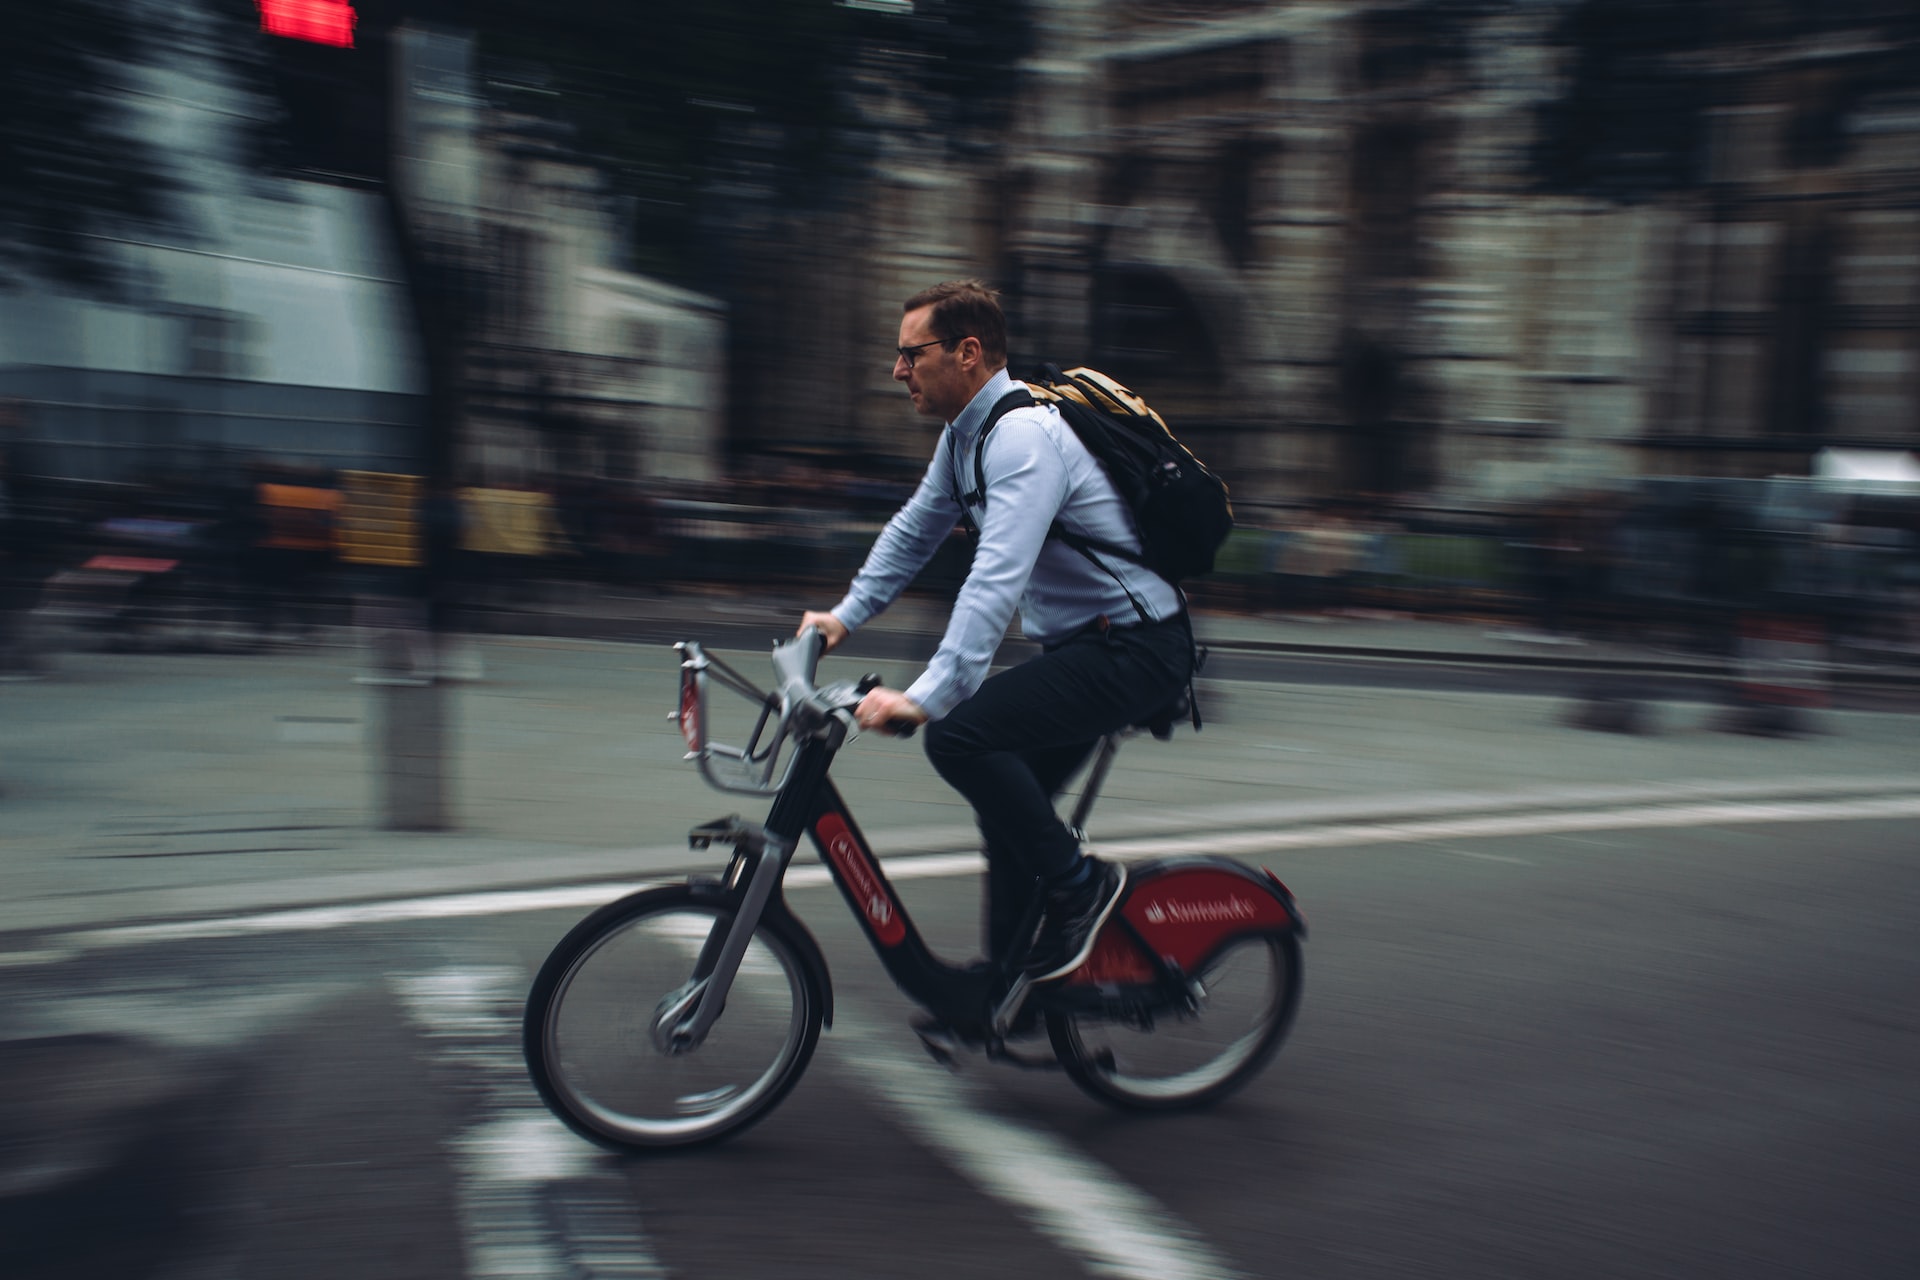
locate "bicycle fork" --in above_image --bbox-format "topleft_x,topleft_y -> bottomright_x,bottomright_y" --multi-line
651,818 -> 794,1055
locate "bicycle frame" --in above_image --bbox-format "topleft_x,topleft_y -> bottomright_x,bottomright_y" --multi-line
662,638 -> 997,1051
660,633 -> 1305,1055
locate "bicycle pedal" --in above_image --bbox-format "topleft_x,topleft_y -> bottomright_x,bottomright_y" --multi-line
989,974 -> 1035,1039
913,1025 -> 966,1071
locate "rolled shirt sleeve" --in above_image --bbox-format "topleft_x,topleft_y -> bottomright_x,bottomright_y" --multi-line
830,448 -> 964,634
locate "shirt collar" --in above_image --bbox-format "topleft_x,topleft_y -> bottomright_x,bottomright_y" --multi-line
948,368 -> 1018,441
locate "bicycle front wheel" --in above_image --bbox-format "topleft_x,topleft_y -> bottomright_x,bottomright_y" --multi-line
1049,931 -> 1301,1111
524,884 -> 824,1151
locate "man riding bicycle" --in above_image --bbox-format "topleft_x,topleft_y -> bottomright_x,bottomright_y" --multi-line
798,280 -> 1196,1022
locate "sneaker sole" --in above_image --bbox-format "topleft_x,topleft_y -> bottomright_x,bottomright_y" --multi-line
1028,863 -> 1128,984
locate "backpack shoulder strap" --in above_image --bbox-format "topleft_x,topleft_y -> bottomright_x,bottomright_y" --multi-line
959,387 -> 1038,508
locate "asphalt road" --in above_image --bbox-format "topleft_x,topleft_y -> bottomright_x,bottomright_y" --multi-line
5,635 -> 1918,1279
8,809 -> 1919,1280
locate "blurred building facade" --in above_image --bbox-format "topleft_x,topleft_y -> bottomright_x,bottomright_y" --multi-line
393,28 -> 725,489
4,2 -> 1915,518
812,0 -> 1920,512
0,5 -> 724,493
0,13 -> 428,485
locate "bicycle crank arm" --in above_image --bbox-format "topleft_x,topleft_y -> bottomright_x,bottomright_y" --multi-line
989,973 -> 1035,1041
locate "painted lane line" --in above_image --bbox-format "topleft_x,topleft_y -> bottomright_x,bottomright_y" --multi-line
21,775 -> 1903,949
828,775 -> 1920,863
1095,794 -> 1920,861
658,919 -> 1239,1279
393,967 -> 671,1280
70,884 -> 660,948
1060,774 -> 1920,846
823,1001 -> 1245,1280
49,858 -> 980,953
1440,849 -> 1533,864
26,792 -> 1920,960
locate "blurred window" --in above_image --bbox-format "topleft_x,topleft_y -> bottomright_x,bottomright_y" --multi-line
1825,341 -> 1916,437
1706,107 -> 1781,185
1678,222 -> 1779,316
1110,42 -> 1270,128
1351,122 -> 1424,281
1090,268 -> 1220,383
1834,212 -> 1919,311
181,310 -> 252,379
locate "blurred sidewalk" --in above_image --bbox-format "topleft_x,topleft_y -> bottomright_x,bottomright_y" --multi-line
4,582 -> 1918,944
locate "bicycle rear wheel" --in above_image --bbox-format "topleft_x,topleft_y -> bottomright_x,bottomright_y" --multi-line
1048,931 -> 1301,1111
524,884 -> 824,1151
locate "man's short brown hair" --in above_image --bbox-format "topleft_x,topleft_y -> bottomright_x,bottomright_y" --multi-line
904,279 -> 1007,368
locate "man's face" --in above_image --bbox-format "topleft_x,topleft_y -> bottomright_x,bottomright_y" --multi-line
895,305 -> 969,422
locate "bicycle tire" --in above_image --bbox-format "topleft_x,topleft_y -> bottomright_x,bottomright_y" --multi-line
524,884 -> 825,1152
1048,931 -> 1301,1111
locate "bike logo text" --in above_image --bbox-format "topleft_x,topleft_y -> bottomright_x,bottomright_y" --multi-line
816,814 -> 906,946
1142,895 -> 1259,926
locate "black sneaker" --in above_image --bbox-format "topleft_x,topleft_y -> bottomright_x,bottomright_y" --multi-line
1024,859 -> 1127,983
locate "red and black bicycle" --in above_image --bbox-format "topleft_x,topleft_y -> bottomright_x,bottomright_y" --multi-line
524,627 -> 1306,1152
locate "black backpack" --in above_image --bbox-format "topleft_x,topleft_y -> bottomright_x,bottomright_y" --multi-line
961,364 -> 1234,586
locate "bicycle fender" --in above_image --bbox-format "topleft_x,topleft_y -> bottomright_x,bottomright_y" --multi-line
690,877 -> 835,1030
1070,857 -> 1303,986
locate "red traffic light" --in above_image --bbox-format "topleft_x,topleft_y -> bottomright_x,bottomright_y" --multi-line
257,0 -> 356,48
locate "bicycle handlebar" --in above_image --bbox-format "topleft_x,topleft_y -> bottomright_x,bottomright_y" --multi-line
771,626 -> 831,725
678,630 -> 915,795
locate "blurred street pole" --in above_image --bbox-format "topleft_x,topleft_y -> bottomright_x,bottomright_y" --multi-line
256,2 -> 462,827
366,15 -> 482,830
262,5 -> 478,830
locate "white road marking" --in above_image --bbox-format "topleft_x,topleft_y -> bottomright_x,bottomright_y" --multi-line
0,947 -> 79,967
15,789 -> 1920,960
1066,773 -> 1920,845
1436,848 -> 1533,864
1099,794 -> 1920,861
823,1002 -> 1245,1280
644,925 -> 1242,1280
394,967 -> 671,1280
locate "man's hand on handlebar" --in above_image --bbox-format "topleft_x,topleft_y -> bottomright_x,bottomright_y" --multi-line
797,611 -> 849,653
854,687 -> 928,737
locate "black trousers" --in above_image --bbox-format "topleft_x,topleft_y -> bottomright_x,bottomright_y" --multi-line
922,612 -> 1195,956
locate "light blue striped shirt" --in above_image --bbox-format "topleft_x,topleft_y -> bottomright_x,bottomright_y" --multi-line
831,368 -> 1182,720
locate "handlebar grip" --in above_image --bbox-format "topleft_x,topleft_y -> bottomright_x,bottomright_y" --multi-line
885,719 -> 919,739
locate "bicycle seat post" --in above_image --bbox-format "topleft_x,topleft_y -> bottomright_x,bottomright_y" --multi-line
1066,732 -> 1124,841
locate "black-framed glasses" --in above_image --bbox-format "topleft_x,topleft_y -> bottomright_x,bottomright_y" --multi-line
895,336 -> 967,369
